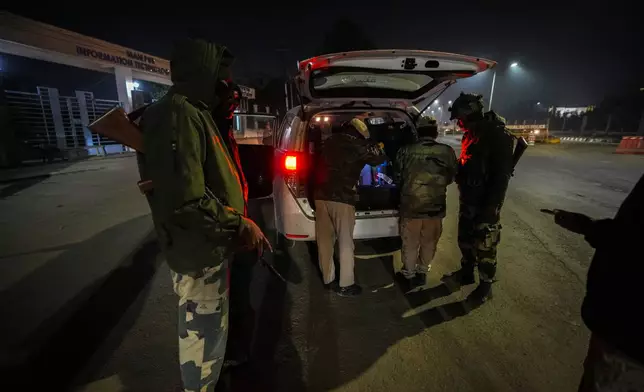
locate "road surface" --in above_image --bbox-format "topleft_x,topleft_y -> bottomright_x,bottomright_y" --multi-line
1,144 -> 641,391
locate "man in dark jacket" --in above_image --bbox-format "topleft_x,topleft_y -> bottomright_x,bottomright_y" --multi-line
394,116 -> 457,289
449,92 -> 515,302
137,38 -> 269,391
314,116 -> 387,296
552,173 -> 644,391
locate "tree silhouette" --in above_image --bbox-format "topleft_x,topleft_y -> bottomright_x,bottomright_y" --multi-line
318,19 -> 376,55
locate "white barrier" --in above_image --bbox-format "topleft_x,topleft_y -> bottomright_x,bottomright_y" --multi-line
559,136 -> 619,145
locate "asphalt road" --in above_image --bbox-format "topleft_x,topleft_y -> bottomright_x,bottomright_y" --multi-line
1,144 -> 642,391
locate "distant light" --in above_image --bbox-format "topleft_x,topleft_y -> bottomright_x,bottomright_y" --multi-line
315,117 -> 321,122
448,100 -> 452,105
510,62 -> 519,68
431,110 -> 435,114
534,129 -> 540,134
438,107 -> 442,110
537,102 -> 541,105
132,81 -> 140,89
323,116 -> 330,122
434,100 -> 439,104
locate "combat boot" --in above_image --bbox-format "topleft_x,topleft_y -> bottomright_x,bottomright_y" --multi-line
448,264 -> 476,286
468,280 -> 493,303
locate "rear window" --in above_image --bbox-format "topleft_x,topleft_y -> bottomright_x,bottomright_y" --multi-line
310,69 -> 438,99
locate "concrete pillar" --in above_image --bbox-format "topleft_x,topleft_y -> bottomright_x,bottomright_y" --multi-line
75,91 -> 93,147
43,87 -> 66,149
114,66 -> 133,112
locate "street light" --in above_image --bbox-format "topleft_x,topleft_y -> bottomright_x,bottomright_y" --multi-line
489,62 -> 520,111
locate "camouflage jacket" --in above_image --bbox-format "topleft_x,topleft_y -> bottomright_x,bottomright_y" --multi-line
314,133 -> 387,206
456,111 -> 515,209
137,41 -> 245,274
394,137 -> 458,218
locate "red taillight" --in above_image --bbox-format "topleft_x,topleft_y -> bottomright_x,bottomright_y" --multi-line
284,155 -> 297,171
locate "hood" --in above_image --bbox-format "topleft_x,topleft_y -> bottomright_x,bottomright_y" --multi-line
170,39 -> 235,107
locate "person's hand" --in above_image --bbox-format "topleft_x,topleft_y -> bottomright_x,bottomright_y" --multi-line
553,209 -> 593,235
239,217 -> 273,254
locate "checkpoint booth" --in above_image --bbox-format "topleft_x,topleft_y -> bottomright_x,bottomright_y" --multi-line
506,123 -> 548,145
0,12 -> 261,159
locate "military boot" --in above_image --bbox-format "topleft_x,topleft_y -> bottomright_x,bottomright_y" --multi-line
468,280 -> 493,304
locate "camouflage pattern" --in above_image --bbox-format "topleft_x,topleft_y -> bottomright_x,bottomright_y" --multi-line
456,110 -> 514,208
578,334 -> 644,392
458,204 -> 501,282
173,264 -> 229,392
454,104 -> 513,283
448,92 -> 485,121
394,137 -> 458,219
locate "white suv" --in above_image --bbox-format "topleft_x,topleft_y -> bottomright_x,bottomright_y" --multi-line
240,50 -> 495,246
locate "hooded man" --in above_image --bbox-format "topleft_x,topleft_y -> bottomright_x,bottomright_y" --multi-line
313,115 -> 387,296
137,38 -> 269,391
448,93 -> 514,303
394,116 -> 458,290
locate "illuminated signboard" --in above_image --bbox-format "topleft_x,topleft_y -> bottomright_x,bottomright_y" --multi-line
548,106 -> 594,116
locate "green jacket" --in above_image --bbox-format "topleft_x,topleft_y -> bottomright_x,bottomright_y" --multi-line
394,137 -> 458,218
137,40 -> 245,274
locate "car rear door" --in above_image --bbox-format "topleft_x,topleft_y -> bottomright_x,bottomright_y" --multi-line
233,113 -> 276,199
296,50 -> 496,118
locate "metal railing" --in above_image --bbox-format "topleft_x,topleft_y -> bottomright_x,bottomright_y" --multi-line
4,87 -> 122,153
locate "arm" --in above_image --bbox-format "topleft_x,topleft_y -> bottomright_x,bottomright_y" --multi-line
394,147 -> 405,185
446,146 -> 458,186
484,131 -> 514,208
173,108 -> 242,232
358,139 -> 387,167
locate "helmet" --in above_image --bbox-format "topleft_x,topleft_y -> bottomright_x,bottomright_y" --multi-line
449,92 -> 484,121
348,117 -> 371,139
417,115 -> 438,129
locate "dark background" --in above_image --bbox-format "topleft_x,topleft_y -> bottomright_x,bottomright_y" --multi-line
1,3 -> 642,121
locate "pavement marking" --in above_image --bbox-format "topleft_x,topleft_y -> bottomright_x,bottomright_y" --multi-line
76,375 -> 125,392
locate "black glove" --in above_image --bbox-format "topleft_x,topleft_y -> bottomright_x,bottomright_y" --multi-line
553,210 -> 594,236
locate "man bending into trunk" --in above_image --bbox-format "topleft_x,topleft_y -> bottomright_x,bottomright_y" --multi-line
394,116 -> 458,290
313,115 -> 387,297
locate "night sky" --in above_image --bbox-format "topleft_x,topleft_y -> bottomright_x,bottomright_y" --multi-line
1,4 -> 642,116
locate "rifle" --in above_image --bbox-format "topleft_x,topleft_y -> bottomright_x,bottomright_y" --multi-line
511,136 -> 529,176
88,106 -> 285,282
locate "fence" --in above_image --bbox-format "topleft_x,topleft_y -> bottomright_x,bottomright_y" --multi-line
4,86 -> 123,158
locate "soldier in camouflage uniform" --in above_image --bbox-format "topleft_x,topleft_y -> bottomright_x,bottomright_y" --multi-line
137,38 -> 269,391
448,93 -> 514,302
394,116 -> 457,289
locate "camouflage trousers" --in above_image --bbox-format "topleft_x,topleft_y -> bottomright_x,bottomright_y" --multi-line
578,333 -> 644,392
172,261 -> 229,392
457,203 -> 502,282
